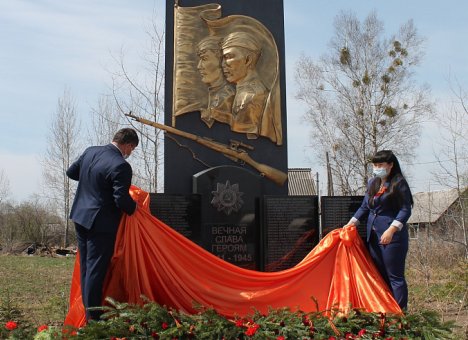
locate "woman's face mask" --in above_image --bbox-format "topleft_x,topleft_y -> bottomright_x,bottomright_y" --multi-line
372,167 -> 388,178
372,162 -> 392,178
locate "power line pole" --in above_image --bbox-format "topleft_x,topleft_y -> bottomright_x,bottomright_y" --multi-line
326,152 -> 334,196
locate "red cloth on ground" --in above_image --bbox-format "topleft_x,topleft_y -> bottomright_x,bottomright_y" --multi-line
64,186 -> 401,328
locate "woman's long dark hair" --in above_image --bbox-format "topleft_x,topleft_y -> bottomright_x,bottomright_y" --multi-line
368,150 -> 413,207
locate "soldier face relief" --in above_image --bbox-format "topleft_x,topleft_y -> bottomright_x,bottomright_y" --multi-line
173,6 -> 283,145
197,49 -> 223,86
221,47 -> 250,84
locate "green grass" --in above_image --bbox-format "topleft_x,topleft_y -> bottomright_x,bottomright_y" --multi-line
406,260 -> 468,338
0,255 -> 75,326
407,261 -> 467,307
0,255 -> 466,338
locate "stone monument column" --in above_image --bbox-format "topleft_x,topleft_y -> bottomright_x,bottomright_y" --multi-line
150,0 -> 320,270
164,0 -> 288,197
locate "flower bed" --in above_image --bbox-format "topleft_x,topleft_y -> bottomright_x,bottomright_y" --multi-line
2,297 -> 456,339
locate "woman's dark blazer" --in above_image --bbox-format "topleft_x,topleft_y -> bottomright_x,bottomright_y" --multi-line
354,177 -> 412,242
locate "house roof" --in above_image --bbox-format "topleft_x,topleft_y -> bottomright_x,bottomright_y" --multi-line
288,168 -> 316,195
408,188 -> 460,224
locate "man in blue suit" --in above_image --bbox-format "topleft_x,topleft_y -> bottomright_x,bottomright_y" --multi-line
67,128 -> 139,321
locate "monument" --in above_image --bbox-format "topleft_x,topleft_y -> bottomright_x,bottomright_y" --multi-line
131,0 -> 320,270
165,0 -> 287,196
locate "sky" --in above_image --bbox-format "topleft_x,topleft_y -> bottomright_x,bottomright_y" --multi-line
1,0 -> 467,201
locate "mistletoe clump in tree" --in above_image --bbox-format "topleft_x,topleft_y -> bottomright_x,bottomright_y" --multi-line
296,11 -> 433,194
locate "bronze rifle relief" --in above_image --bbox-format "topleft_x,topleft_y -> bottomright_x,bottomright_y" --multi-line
126,113 -> 287,186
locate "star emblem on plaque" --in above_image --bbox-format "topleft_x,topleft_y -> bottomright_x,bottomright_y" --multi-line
211,180 -> 244,215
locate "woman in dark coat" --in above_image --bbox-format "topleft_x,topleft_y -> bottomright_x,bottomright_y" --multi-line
348,150 -> 413,310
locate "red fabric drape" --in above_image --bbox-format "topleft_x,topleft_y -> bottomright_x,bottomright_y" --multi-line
64,186 -> 401,328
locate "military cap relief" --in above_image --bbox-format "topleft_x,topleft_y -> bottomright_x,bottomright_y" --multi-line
173,3 -> 283,145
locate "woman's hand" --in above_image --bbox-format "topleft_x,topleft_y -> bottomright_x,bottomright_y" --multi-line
380,226 -> 398,244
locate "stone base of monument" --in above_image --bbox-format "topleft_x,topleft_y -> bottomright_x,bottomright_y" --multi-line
320,196 -> 367,240
149,165 -> 320,271
262,195 -> 319,271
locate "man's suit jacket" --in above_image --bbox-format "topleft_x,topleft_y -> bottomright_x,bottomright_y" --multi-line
354,177 -> 412,242
67,144 -> 136,232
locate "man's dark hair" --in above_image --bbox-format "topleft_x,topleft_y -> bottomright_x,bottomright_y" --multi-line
112,128 -> 139,146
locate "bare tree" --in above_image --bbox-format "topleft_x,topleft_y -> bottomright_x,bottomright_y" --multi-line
0,170 -> 12,251
42,89 -> 81,247
295,11 -> 433,194
14,197 -> 61,245
432,77 -> 468,257
0,197 -> 61,253
0,202 -> 15,253
94,15 -> 165,193
0,169 -> 10,205
87,94 -> 123,146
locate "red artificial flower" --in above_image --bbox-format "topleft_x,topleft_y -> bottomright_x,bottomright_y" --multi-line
5,321 -> 17,331
37,324 -> 49,332
345,332 -> 355,339
277,336 -> 285,340
375,186 -> 387,197
358,328 -> 367,336
328,337 -> 337,340
151,332 -> 159,339
235,319 -> 244,327
161,322 -> 169,330
245,323 -> 260,336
